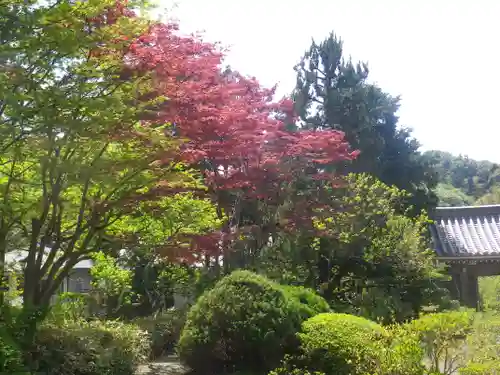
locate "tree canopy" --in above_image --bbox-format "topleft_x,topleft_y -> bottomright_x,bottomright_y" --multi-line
3,3 -> 500,375
293,32 -> 438,215
0,0 -> 359,320
0,0 -> 458,340
423,150 -> 500,206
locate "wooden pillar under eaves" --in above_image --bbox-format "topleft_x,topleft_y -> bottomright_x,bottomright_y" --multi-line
459,267 -> 479,310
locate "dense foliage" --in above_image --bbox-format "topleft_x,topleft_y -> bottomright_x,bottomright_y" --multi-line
267,311 -> 500,375
34,319 -> 149,375
178,270 -> 329,373
0,0 -> 357,321
296,313 -> 386,375
257,173 -> 449,323
293,32 -> 438,215
279,285 -> 331,320
478,276 -> 500,312
133,308 -> 187,359
407,311 -> 474,375
1,1 -> 495,374
272,313 -> 424,375
0,326 -> 24,373
90,251 -> 133,318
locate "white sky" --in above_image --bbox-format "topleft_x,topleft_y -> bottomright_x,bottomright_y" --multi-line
157,0 -> 500,163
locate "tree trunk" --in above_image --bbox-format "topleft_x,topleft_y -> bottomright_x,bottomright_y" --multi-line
14,303 -> 50,371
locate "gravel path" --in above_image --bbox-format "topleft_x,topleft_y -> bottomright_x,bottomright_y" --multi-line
136,356 -> 187,375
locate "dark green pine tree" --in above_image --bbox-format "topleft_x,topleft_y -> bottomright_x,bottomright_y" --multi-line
293,32 -> 438,215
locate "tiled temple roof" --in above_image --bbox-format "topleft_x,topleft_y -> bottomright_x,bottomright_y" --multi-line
430,204 -> 500,260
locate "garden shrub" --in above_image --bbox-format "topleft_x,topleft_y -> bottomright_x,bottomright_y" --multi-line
272,322 -> 424,375
0,326 -> 24,373
458,313 -> 500,374
378,325 -> 425,375
296,313 -> 387,375
279,285 -> 330,319
34,319 -> 149,375
134,308 -> 186,358
459,362 -> 500,375
407,310 -> 474,375
47,292 -> 90,323
178,270 -> 327,373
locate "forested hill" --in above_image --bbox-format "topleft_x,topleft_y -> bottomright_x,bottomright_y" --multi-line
423,150 -> 500,207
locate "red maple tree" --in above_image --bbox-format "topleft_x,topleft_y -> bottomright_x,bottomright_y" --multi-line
126,21 -> 359,264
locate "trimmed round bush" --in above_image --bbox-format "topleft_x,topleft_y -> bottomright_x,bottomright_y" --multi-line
178,270 -> 329,373
297,313 -> 387,375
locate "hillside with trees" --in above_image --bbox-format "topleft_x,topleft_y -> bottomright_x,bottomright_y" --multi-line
423,150 -> 500,206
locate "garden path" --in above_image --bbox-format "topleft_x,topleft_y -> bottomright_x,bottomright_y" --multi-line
137,355 -> 187,375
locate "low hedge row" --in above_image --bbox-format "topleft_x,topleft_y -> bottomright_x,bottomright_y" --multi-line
34,319 -> 149,375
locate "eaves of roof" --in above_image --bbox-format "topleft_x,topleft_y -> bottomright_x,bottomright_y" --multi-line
430,204 -> 500,261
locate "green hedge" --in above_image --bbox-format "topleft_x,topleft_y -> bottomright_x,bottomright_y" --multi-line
280,285 -> 330,320
272,315 -> 424,375
34,319 -> 150,375
297,313 -> 387,375
459,362 -> 500,375
178,270 -> 329,373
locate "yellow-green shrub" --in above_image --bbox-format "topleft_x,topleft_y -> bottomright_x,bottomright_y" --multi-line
407,310 -> 473,374
458,314 -> 500,374
460,362 -> 500,375
296,313 -> 386,375
379,325 -> 425,375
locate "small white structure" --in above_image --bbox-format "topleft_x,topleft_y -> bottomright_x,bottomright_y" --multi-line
5,250 -> 94,304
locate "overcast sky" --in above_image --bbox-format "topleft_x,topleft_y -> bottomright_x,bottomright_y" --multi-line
158,0 -> 500,163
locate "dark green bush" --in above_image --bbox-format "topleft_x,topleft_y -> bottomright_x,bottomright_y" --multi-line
178,270 -> 328,373
34,319 -> 149,375
0,327 -> 24,373
296,313 -> 387,375
0,306 -> 28,373
280,285 -> 330,319
134,308 -> 186,358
